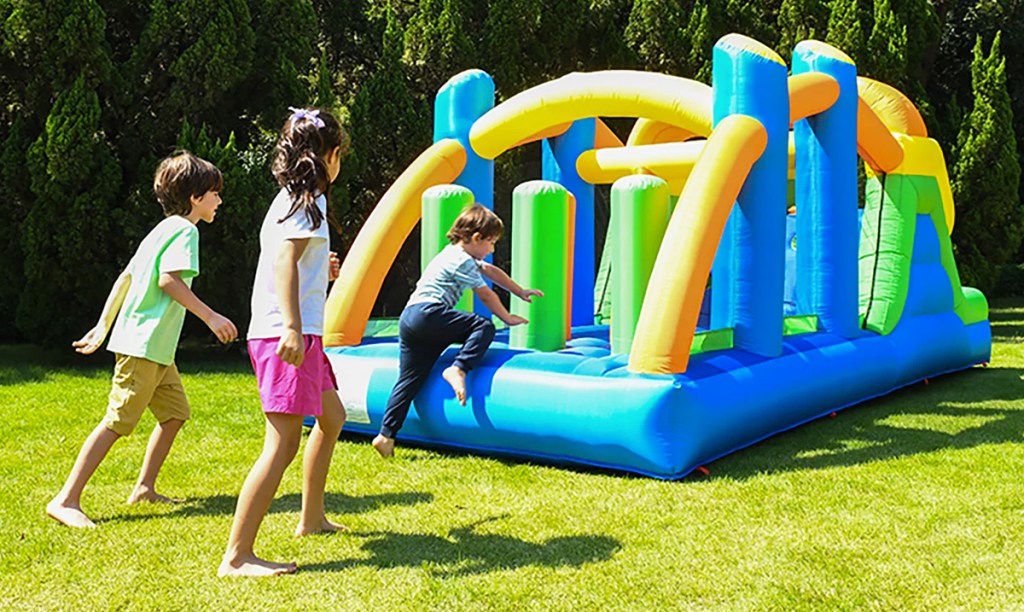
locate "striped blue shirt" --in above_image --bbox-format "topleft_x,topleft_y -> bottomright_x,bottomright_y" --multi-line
407,244 -> 486,308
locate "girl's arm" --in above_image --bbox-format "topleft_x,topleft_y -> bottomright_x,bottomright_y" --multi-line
72,268 -> 132,354
274,237 -> 310,366
478,262 -> 544,302
157,272 -> 238,344
472,285 -> 527,326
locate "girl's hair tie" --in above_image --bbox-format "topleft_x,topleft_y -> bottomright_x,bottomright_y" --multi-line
288,106 -> 324,129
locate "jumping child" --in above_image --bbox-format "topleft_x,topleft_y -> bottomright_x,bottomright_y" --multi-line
219,107 -> 348,577
371,204 -> 543,458
46,151 -> 238,529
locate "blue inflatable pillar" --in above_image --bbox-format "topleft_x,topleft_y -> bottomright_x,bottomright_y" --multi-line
543,119 -> 596,328
434,70 -> 496,316
792,42 -> 860,338
710,35 -> 789,357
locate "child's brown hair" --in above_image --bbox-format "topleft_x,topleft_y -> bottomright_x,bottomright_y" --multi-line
153,151 -> 223,217
446,204 -> 504,244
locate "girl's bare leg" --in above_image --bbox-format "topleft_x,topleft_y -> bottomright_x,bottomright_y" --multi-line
296,391 -> 347,536
219,413 -> 303,577
47,424 -> 122,528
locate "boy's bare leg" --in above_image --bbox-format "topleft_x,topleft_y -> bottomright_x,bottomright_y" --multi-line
442,365 -> 467,405
47,424 -> 122,528
296,391 -> 347,536
371,434 -> 395,458
129,418 -> 185,504
219,413 -> 302,577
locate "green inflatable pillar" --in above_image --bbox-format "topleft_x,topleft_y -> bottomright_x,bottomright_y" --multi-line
510,181 -> 571,351
610,175 -> 670,355
422,184 -> 475,312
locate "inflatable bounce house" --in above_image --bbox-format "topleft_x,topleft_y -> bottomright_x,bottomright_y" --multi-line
320,34 -> 991,479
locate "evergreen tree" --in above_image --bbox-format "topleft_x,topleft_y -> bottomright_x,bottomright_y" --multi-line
314,47 -> 338,110
343,5 -> 430,312
826,0 -> 865,63
951,34 -> 1021,291
777,0 -> 829,60
686,0 -> 719,83
233,0 -> 318,129
624,0 -> 690,76
0,117 -> 33,340
864,0 -> 907,90
404,0 -> 477,94
18,76 -> 122,346
580,0 -> 637,71
483,0 -> 537,97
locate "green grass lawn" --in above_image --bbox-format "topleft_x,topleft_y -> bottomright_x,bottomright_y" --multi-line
2,301 -> 1023,610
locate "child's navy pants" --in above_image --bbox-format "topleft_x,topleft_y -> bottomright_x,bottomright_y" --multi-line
379,301 -> 495,438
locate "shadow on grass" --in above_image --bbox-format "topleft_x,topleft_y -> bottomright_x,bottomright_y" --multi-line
103,490 -> 432,524
706,362 -> 1024,480
302,515 -> 620,576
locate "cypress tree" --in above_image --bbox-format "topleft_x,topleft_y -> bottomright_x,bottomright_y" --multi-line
404,0 -> 476,93
951,33 -> 1021,291
826,0 -> 865,63
624,0 -> 690,77
18,76 -> 122,346
864,0 -> 907,90
483,0 -> 535,97
0,117 -> 33,340
777,0 -> 829,60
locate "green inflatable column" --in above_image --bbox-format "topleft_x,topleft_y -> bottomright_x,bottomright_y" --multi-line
510,181 -> 571,351
422,184 -> 475,312
610,175 -> 671,355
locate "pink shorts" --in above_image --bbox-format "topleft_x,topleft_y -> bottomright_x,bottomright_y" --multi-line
248,335 -> 337,417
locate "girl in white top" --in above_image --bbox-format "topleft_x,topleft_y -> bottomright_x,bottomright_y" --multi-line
220,108 -> 349,578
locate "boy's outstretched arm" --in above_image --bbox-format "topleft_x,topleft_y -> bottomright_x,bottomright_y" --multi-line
479,262 -> 544,302
73,268 -> 132,354
473,285 -> 528,326
157,271 -> 238,344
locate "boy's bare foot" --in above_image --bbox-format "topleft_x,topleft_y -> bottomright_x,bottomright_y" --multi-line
442,365 -> 467,405
127,485 -> 183,505
46,499 -> 96,529
218,555 -> 297,577
372,434 -> 395,458
295,516 -> 348,537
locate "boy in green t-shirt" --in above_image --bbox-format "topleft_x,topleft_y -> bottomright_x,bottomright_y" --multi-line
47,151 -> 238,529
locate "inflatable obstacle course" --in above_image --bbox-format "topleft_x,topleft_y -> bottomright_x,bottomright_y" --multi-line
322,34 -> 990,479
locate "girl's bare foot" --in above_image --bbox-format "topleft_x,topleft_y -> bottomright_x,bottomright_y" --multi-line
295,516 -> 348,537
218,555 -> 297,577
372,434 -> 394,458
442,365 -> 467,405
127,485 -> 183,505
46,499 -> 96,528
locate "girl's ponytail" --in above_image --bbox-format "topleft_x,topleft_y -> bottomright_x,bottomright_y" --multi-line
271,107 -> 348,230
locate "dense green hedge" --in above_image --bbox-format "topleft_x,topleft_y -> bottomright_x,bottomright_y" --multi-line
0,0 -> 1020,346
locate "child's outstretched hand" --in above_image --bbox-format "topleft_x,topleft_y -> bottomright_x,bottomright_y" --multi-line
206,312 -> 238,344
72,324 -> 107,355
517,288 -> 544,302
329,251 -> 341,282
504,314 -> 529,326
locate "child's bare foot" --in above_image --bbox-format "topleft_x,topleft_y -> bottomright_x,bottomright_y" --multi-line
372,434 -> 395,458
218,555 -> 297,577
46,499 -> 96,529
295,516 -> 348,537
442,365 -> 467,405
127,485 -> 183,505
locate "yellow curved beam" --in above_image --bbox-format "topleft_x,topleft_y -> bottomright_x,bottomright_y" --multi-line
323,139 -> 467,347
858,96 -> 905,173
469,71 -> 713,160
628,115 -> 768,374
789,72 -> 840,125
627,119 -> 701,146
576,140 -> 705,195
857,77 -> 927,137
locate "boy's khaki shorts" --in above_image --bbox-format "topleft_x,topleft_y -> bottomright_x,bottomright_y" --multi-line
102,354 -> 190,436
